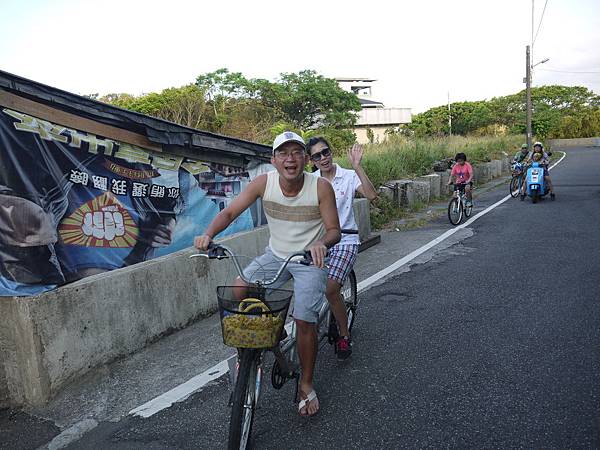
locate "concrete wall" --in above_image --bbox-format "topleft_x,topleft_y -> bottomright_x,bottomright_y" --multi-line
548,137 -> 600,147
0,301 -> 13,406
379,158 -> 511,209
0,199 -> 372,408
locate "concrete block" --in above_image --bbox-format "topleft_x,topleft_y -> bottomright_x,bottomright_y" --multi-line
472,166 -> 483,184
380,179 -> 412,207
378,179 -> 430,207
491,160 -> 502,178
352,198 -> 371,243
439,170 -> 452,195
480,164 -> 493,183
378,185 -> 395,202
407,181 -> 430,206
419,173 -> 441,199
501,157 -> 510,174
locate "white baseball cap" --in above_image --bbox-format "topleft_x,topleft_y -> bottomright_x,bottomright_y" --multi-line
272,131 -> 305,154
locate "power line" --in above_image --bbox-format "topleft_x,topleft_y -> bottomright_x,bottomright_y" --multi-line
537,68 -> 600,74
532,0 -> 549,46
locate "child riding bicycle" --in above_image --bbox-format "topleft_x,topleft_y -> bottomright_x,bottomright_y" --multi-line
447,152 -> 474,206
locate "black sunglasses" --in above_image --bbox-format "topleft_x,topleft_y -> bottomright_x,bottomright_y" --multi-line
310,147 -> 331,161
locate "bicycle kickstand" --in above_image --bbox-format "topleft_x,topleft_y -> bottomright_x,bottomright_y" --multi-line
293,373 -> 300,404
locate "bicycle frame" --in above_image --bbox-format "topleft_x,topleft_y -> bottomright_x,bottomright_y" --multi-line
452,186 -> 467,207
191,244 -> 330,395
192,233 -> 359,449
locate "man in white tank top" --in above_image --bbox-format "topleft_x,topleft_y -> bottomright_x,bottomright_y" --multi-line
194,131 -> 340,417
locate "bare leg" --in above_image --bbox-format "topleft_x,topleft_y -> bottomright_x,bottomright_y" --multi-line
465,185 -> 473,201
545,176 -> 554,192
325,279 -> 349,337
296,319 -> 319,416
232,276 -> 249,300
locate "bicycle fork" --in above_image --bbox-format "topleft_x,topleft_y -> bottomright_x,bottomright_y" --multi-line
227,351 -> 264,408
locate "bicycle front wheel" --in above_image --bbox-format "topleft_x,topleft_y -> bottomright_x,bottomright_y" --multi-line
228,349 -> 260,450
343,270 -> 359,331
510,176 -> 520,198
447,198 -> 463,225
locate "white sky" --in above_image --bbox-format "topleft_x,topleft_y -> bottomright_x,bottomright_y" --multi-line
1,0 -> 599,113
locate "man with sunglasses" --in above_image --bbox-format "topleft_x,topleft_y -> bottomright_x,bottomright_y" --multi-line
307,137 -> 377,360
195,131 -> 340,417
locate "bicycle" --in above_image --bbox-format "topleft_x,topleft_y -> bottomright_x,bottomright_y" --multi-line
190,231 -> 359,450
509,162 -> 525,198
447,183 -> 473,225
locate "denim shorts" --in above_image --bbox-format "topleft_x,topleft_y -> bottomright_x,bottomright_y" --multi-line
242,247 -> 327,323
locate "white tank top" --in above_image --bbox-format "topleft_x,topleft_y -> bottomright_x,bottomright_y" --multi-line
263,171 -> 325,258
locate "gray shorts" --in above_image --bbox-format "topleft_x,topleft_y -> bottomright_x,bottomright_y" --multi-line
242,247 -> 327,323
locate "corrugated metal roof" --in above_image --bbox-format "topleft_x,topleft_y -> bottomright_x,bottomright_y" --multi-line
0,70 -> 271,166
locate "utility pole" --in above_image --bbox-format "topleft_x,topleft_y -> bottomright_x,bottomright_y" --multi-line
447,91 -> 452,136
526,45 -> 532,151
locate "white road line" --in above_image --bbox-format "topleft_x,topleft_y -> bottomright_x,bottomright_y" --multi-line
361,151 -> 565,291
129,360 -> 230,418
129,151 -> 567,418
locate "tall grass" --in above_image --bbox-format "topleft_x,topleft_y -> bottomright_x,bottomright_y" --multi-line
336,134 -> 524,189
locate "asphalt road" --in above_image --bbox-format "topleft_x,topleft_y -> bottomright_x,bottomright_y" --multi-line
10,147 -> 600,450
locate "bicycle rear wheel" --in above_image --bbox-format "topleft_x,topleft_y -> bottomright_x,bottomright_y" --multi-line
447,198 -> 463,225
228,349 -> 260,450
464,200 -> 473,218
342,270 -> 358,331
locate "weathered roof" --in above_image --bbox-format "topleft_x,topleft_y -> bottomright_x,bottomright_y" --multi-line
0,70 -> 271,166
334,77 -> 377,82
359,98 -> 385,107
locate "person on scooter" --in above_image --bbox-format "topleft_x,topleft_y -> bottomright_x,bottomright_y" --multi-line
530,142 -> 555,200
447,152 -> 473,206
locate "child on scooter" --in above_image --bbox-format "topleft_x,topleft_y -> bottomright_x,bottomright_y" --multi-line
530,142 -> 555,199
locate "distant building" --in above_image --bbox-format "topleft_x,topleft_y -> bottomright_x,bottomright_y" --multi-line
336,77 -> 411,144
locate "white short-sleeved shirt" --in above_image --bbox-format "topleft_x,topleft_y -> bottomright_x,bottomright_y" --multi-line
314,164 -> 361,245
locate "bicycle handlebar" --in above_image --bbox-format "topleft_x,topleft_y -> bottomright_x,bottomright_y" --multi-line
190,243 -> 311,286
190,229 -> 359,284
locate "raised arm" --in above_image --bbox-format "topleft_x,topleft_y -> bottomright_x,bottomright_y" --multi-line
194,174 -> 267,250
349,143 -> 378,201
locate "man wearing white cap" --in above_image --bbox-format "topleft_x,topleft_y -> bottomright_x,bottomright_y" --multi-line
194,131 -> 340,416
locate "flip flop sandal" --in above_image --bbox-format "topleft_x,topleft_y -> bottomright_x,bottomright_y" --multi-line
298,390 -> 318,417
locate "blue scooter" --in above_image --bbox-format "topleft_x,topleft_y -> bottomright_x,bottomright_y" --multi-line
521,162 -> 549,203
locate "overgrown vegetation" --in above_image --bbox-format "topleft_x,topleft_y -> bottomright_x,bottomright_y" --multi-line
335,134 -> 524,190
332,134 -> 525,230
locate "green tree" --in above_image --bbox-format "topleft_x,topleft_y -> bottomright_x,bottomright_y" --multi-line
100,68 -> 362,147
402,85 -> 600,140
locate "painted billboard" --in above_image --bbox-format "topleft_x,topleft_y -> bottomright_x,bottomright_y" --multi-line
0,108 -> 267,296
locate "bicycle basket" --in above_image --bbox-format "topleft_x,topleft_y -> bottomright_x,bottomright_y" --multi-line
216,286 -> 293,349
